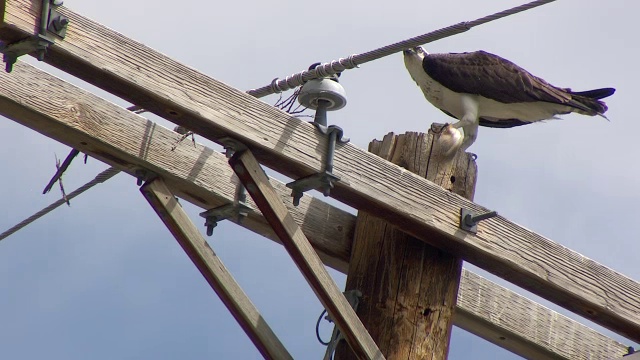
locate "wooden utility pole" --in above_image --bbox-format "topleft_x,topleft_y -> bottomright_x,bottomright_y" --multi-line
335,128 -> 477,359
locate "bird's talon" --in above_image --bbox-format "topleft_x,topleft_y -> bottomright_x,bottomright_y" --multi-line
431,123 -> 449,134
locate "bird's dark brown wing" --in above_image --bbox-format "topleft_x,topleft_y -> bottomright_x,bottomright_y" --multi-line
423,51 -> 590,110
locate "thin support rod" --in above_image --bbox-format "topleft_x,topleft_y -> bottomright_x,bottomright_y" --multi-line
247,0 -> 556,98
39,0 -> 49,35
314,99 -> 329,127
140,178 -> 293,360
37,0 -> 50,61
325,130 -> 337,174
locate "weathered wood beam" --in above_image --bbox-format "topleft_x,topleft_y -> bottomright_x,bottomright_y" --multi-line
2,1 -> 637,341
456,270 -> 630,360
337,131 -> 473,360
140,178 -> 293,360
231,150 -> 384,360
0,61 -> 630,359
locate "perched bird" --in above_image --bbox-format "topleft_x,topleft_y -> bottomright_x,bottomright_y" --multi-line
403,47 -> 615,154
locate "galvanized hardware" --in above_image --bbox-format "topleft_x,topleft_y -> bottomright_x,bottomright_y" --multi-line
460,208 -> 498,233
198,137 -> 250,236
0,37 -> 52,73
0,0 -> 69,72
200,197 -> 251,236
287,125 -> 348,206
297,62 -> 347,117
135,169 -> 157,186
285,64 -> 350,206
219,137 -> 248,158
321,290 -> 363,360
47,7 -> 69,38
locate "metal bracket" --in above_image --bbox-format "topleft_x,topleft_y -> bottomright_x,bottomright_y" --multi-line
47,3 -> 69,39
286,125 -> 348,206
135,169 -> 157,186
459,208 -> 498,233
198,136 -> 250,236
199,200 -> 250,236
0,0 -> 68,72
219,137 -> 248,158
322,290 -> 363,360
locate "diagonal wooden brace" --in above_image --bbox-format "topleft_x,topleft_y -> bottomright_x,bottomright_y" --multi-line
140,178 -> 292,360
229,150 -> 384,360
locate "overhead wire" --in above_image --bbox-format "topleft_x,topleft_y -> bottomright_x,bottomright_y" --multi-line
247,0 -> 557,98
0,167 -> 120,242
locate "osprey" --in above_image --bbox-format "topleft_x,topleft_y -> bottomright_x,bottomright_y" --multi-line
403,47 -> 615,153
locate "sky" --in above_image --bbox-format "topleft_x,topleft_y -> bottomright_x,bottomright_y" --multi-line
0,0 -> 638,359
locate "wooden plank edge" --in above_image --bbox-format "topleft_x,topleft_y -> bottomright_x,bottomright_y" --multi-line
456,270 -> 629,360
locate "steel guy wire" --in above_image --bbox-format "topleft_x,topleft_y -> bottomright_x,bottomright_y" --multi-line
0,167 -> 120,242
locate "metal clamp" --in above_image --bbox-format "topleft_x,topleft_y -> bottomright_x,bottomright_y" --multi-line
286,125 -> 348,206
199,137 -> 250,236
460,208 -> 498,233
321,290 -> 363,360
135,169 -> 157,186
219,137 -> 247,158
0,0 -> 69,72
199,199 -> 250,236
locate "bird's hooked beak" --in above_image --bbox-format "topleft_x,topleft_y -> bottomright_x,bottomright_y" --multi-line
402,48 -> 417,55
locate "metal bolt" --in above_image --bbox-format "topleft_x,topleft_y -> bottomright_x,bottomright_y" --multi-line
464,211 -> 498,227
292,191 -> 303,206
321,181 -> 333,197
4,55 -> 16,73
459,208 -> 498,233
135,169 -> 149,186
52,17 -> 69,32
206,222 -> 217,236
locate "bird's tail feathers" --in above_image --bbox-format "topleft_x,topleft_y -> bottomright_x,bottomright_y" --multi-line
571,87 -> 615,100
569,87 -> 614,117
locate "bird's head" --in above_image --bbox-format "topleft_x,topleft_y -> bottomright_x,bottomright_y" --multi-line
402,46 -> 428,58
403,47 -> 427,78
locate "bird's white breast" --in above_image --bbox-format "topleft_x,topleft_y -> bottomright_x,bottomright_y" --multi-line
404,55 -> 465,118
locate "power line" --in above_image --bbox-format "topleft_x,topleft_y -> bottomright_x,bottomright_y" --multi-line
0,167 -> 120,242
247,0 -> 557,98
